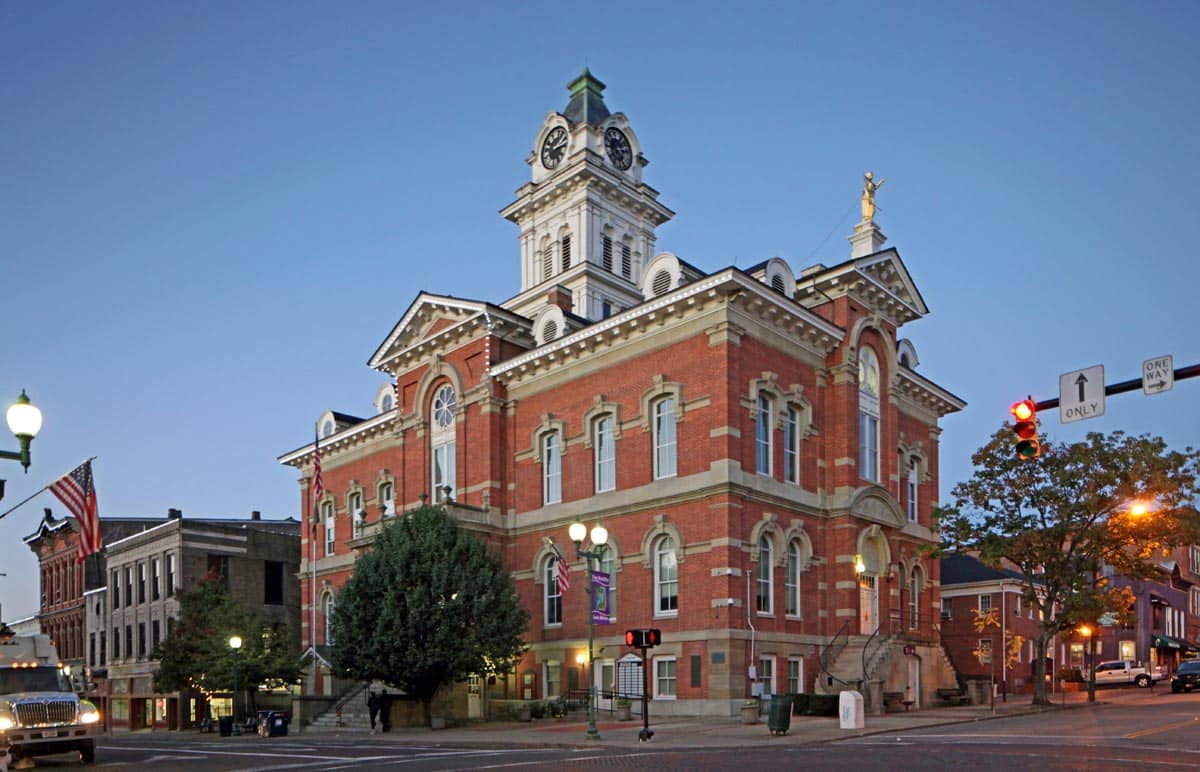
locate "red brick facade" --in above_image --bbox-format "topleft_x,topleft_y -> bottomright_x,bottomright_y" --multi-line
280,74 -> 966,716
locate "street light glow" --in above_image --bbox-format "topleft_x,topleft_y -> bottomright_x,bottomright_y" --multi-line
568,521 -> 587,544
6,391 -> 42,438
229,635 -> 242,650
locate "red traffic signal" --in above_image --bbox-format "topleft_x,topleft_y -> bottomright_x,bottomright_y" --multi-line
645,628 -> 662,647
625,629 -> 645,647
1009,399 -> 1040,460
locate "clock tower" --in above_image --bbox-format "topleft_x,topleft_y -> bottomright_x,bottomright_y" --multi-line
500,70 -> 674,327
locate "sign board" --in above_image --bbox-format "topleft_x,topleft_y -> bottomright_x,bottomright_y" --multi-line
1098,612 -> 1116,627
1142,355 -> 1174,396
1059,365 -> 1105,424
591,571 -> 612,624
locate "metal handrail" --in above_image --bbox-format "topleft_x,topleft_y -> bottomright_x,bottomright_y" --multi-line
820,620 -> 853,690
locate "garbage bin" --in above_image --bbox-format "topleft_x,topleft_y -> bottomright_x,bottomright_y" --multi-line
267,713 -> 288,737
218,716 -> 234,737
767,693 -> 793,735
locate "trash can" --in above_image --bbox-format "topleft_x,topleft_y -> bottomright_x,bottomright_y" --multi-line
267,713 -> 288,737
767,693 -> 793,735
218,716 -> 234,737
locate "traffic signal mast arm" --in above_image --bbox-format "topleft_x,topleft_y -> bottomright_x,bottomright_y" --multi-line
1032,362 -> 1200,411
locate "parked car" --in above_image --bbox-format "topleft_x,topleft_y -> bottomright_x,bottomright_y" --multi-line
1092,660 -> 1161,687
1170,661 -> 1200,693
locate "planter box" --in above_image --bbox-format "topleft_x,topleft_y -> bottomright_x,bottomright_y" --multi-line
740,704 -> 760,724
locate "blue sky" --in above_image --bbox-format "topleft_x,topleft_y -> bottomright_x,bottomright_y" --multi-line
2,1 -> 1197,620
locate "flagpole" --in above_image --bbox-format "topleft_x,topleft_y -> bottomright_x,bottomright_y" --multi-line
0,455 -> 97,520
311,424 -> 319,673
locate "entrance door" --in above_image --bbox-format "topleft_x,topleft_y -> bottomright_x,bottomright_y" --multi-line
907,657 -> 920,709
596,661 -> 614,710
467,674 -> 482,719
859,574 -> 879,634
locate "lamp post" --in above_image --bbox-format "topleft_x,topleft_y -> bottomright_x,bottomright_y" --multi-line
1079,624 -> 1097,703
568,520 -> 608,741
1,390 -> 42,472
229,635 -> 243,735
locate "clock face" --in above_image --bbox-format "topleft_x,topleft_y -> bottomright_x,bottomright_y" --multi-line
604,127 -> 632,171
540,126 -> 569,169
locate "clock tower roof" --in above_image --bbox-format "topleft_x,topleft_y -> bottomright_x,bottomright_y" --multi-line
562,68 -> 611,127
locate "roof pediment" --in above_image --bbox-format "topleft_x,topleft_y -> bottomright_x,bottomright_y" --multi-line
796,249 -> 928,325
368,294 -> 532,374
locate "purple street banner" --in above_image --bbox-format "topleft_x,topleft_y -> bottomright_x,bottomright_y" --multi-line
592,570 -> 612,624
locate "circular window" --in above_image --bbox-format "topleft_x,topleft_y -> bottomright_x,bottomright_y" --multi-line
434,386 -> 456,428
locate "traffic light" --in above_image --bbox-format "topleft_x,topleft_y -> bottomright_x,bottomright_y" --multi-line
644,628 -> 662,647
625,629 -> 645,648
1010,399 -> 1040,460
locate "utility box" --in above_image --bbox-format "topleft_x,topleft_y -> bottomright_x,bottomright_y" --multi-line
839,690 -> 865,730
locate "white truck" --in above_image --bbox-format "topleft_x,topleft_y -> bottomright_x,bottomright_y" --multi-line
0,627 -> 102,766
1092,659 -> 1163,688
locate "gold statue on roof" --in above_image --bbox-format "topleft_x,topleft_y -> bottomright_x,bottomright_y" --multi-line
861,171 -> 885,222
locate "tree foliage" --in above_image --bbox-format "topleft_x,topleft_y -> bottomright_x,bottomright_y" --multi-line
938,426 -> 1200,705
154,578 -> 301,704
330,505 -> 529,721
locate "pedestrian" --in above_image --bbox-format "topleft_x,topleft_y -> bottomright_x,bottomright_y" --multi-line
367,690 -> 380,734
379,689 -> 392,732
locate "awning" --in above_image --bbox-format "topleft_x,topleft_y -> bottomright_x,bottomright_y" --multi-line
1151,634 -> 1200,652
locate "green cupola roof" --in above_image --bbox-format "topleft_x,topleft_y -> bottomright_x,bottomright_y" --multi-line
563,68 -> 611,127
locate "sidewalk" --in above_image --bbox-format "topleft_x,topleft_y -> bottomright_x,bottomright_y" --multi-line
297,687 -> 1159,750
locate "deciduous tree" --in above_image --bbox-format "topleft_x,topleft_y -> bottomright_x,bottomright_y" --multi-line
938,428 -> 1199,705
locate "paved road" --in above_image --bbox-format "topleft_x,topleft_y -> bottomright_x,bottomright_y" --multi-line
21,688 -> 1199,770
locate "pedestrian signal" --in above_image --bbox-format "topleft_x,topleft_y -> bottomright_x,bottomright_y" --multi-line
625,629 -> 645,648
1010,399 -> 1040,460
644,628 -> 662,647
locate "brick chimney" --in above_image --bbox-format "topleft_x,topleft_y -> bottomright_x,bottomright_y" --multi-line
167,508 -> 182,520
546,285 -> 573,313
251,510 -> 261,521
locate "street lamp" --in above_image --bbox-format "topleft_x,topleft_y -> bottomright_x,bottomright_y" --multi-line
1079,624 -> 1097,703
568,520 -> 608,741
1,390 -> 42,472
229,635 -> 243,735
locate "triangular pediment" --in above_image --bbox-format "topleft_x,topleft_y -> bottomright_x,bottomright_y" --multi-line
368,293 -> 533,374
796,248 -> 927,326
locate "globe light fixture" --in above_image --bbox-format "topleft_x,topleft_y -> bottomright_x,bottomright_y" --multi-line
2,390 -> 42,472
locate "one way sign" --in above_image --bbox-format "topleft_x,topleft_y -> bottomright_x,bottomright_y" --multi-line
1059,365 -> 1106,424
1143,355 -> 1174,395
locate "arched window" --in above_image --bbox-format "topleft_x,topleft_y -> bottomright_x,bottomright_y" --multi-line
542,432 -> 562,504
597,544 -> 616,619
786,541 -> 802,617
349,491 -> 363,538
594,415 -> 616,493
379,481 -> 395,517
544,556 -> 563,626
858,347 -> 881,482
783,405 -> 800,484
322,501 -> 335,557
431,384 -> 457,502
909,568 -> 922,630
906,458 -> 919,522
756,534 -> 773,614
755,392 -> 772,476
652,397 -> 677,479
323,592 -> 336,645
654,537 -> 678,615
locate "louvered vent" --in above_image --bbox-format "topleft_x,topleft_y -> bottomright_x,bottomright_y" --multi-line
561,235 -> 571,270
652,270 -> 672,297
543,246 -> 553,280
602,235 -> 613,271
772,275 -> 786,293
542,319 -> 559,342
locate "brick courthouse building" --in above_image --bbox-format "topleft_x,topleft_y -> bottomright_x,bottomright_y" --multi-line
280,71 -> 965,719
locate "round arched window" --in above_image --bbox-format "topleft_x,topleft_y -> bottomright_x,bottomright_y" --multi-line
434,385 -> 457,428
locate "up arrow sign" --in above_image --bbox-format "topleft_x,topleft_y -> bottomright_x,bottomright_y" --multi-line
1060,364 -> 1106,424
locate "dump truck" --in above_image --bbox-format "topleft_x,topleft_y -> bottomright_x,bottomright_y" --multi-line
0,625 -> 101,765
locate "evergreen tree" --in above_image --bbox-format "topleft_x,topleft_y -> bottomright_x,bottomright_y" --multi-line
330,505 -> 529,724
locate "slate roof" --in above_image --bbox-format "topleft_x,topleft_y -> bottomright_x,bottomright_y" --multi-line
940,553 -> 1026,585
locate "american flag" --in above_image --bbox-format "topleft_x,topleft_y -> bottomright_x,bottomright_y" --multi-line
551,541 -> 570,595
312,429 -> 325,512
49,460 -> 100,563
